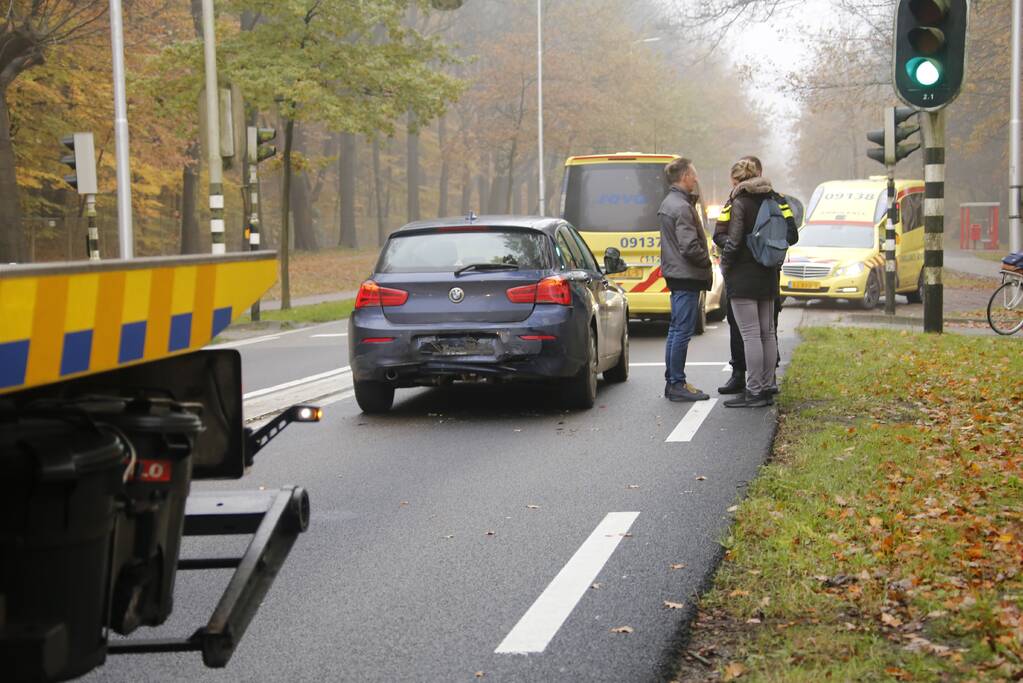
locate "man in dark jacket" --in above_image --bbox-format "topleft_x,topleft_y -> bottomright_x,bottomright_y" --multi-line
658,157 -> 713,402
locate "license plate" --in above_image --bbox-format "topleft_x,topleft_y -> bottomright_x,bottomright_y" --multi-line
620,267 -> 646,280
790,280 -> 821,290
418,336 -> 495,356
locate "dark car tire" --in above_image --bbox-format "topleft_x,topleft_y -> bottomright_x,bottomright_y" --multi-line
860,272 -> 881,310
694,291 -> 707,335
603,323 -> 629,384
354,380 -> 395,414
563,327 -> 598,409
905,270 -> 924,304
707,287 -> 728,322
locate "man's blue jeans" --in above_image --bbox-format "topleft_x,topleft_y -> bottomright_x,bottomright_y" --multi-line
664,289 -> 699,386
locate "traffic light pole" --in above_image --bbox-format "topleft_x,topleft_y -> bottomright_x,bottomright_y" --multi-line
1010,0 -> 1022,253
884,169 -> 897,316
202,0 -> 226,255
86,194 -> 99,261
922,110 -> 946,334
248,161 -> 261,321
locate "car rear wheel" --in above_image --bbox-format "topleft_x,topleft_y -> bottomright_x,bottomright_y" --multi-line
563,327 -> 597,409
603,323 -> 629,384
354,380 -> 395,414
860,272 -> 881,310
707,287 -> 728,322
905,270 -> 924,304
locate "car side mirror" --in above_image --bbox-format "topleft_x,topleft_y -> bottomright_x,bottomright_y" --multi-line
603,247 -> 628,275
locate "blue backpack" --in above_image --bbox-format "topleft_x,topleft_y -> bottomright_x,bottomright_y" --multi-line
746,198 -> 790,268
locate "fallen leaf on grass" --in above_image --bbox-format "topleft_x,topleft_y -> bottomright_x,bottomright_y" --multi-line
881,612 -> 903,628
663,601 -> 685,609
729,589 -> 750,597
723,661 -> 748,680
610,626 -> 634,634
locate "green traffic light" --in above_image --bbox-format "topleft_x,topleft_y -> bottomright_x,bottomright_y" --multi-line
907,57 -> 942,87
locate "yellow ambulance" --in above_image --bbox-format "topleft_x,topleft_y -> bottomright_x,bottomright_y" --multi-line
559,153 -> 725,331
780,177 -> 925,308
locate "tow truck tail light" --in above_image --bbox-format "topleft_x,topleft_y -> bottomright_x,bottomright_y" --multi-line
355,280 -> 409,308
535,276 -> 571,305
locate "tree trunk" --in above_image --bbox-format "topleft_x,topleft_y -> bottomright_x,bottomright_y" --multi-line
460,166 -> 471,215
180,141 -> 202,253
289,125 -> 318,251
280,117 -> 295,310
503,140 -> 519,213
407,115 -> 420,222
291,171 -> 317,251
339,132 -> 358,248
0,86 -> 25,262
438,117 -> 449,218
373,137 -> 387,246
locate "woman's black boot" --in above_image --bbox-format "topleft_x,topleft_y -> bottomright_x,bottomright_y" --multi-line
724,390 -> 769,408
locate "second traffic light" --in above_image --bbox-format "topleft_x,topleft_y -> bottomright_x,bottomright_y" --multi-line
867,106 -> 921,166
247,126 -> 277,164
893,0 -> 969,111
60,132 -> 98,195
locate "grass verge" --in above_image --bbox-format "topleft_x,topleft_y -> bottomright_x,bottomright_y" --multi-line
237,299 -> 355,325
675,327 -> 1023,682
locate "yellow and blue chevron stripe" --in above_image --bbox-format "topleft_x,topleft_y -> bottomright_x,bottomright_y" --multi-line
0,252 -> 277,395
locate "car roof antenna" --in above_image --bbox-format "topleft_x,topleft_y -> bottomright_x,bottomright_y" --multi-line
466,211 -> 478,223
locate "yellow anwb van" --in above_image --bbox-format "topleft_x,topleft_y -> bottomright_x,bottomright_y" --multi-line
780,178 -> 925,308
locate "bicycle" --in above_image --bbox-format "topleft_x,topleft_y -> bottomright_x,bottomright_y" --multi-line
987,265 -> 1023,336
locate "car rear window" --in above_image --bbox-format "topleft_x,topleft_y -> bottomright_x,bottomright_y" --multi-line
376,229 -> 549,273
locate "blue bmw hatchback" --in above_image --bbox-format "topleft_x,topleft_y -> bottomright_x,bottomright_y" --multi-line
348,215 -> 631,413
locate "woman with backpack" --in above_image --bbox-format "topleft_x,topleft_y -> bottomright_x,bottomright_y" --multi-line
715,158 -> 798,408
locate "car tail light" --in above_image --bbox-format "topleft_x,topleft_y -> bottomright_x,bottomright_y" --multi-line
520,335 -> 556,341
361,337 -> 395,344
355,280 -> 409,308
506,283 -> 537,304
535,276 -> 571,305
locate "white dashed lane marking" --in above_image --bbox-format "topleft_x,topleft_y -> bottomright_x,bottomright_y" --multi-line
494,512 -> 640,654
665,399 -> 718,442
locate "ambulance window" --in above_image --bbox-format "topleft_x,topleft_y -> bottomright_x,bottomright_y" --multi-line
901,193 -> 923,230
805,185 -> 825,220
874,193 -> 888,224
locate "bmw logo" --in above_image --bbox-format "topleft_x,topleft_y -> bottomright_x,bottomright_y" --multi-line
448,287 -> 465,303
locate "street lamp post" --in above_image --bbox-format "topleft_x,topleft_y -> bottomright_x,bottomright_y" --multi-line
536,0 -> 545,216
109,0 -> 134,259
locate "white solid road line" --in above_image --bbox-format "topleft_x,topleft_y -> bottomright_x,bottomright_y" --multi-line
629,361 -> 727,367
666,398 -> 718,442
494,511 -> 641,655
310,333 -> 348,338
243,366 -> 351,400
210,320 -> 346,349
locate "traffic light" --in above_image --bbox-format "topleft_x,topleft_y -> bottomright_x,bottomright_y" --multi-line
247,126 -> 277,164
59,132 -> 98,195
867,107 -> 921,166
893,0 -> 969,111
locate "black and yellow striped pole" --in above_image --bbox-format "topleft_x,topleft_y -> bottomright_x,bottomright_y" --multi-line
922,111 -> 946,334
884,170 -> 897,316
85,195 -> 99,260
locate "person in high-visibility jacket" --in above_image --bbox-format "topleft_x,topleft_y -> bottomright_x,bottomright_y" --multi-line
712,156 -> 796,397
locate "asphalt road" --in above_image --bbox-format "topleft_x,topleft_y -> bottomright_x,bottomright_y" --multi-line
85,312 -> 799,683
